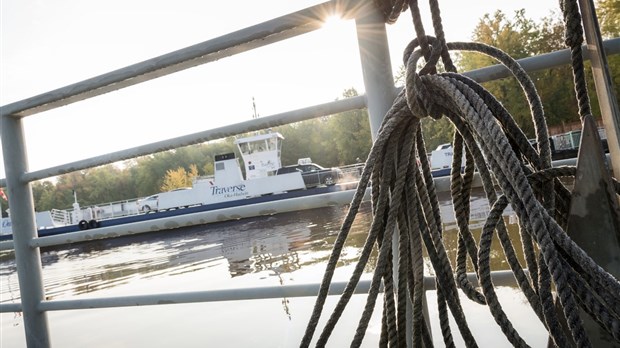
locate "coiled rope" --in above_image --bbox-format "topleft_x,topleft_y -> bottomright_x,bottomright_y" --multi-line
301,0 -> 620,347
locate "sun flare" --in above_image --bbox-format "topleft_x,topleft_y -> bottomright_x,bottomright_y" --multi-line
322,14 -> 345,29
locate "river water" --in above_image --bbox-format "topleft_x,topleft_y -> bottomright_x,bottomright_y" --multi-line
0,190 -> 548,347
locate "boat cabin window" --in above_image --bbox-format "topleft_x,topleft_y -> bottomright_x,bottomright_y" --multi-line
268,137 -> 278,151
215,162 -> 225,171
238,143 -> 250,154
238,140 -> 270,154
300,165 -> 318,173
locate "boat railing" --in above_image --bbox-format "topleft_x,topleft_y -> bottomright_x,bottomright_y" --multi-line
49,209 -> 71,226
87,199 -> 141,220
338,163 -> 365,182
0,0 -> 619,346
48,198 -> 143,225
193,175 -> 215,184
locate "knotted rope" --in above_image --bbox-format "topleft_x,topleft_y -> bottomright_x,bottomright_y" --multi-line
301,0 -> 620,347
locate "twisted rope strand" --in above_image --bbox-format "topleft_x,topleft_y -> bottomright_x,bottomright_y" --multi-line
446,111 -> 547,326
560,0 -> 592,118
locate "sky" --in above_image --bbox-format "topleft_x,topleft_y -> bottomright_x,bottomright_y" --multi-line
0,0 -> 561,180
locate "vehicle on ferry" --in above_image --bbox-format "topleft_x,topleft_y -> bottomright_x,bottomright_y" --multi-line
137,194 -> 159,213
276,158 -> 343,187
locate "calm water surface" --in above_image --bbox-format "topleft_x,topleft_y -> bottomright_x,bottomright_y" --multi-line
1,190 -> 547,347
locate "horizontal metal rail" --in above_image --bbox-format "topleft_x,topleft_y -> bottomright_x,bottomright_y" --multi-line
0,0 -> 617,344
20,95 -> 367,183
0,1 -> 363,119
0,39 -> 617,187
0,270 -> 520,313
464,37 -> 620,82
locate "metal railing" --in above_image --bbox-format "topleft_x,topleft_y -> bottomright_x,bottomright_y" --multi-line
1,0 -> 619,346
48,209 -> 71,226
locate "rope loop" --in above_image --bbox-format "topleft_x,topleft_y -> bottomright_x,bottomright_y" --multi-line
403,36 -> 449,120
560,0 -> 585,48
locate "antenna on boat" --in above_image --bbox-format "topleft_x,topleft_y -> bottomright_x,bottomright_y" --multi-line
252,97 -> 259,119
252,97 -> 261,136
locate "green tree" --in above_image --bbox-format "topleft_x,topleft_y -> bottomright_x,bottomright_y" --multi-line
325,88 -> 372,164
128,140 -> 236,196
276,119 -> 333,166
32,181 -> 56,211
460,10 -> 543,136
275,88 -> 372,167
160,164 -> 199,191
597,0 -> 619,38
457,9 -> 583,136
82,166 -> 135,204
421,117 -> 454,153
592,0 -> 620,121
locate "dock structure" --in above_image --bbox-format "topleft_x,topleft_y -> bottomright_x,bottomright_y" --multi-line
1,0 -> 619,346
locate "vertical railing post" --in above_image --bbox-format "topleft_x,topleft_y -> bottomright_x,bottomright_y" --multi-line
0,113 -> 51,347
355,4 -> 423,347
355,3 -> 398,140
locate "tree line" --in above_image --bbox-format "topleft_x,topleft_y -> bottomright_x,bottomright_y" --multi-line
2,3 -> 618,216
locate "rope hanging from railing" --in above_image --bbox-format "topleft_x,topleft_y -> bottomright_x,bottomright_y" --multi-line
301,0 -> 620,347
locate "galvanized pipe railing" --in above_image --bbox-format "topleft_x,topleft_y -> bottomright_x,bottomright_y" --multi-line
0,271 -> 521,313
0,1 -> 364,120
1,37 -> 618,186
20,96 -> 367,183
1,0 -> 619,346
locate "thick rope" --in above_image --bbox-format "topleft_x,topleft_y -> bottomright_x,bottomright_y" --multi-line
560,0 -> 591,118
301,1 -> 620,347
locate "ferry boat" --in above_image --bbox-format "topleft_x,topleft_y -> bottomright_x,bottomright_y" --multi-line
429,143 -> 458,177
0,132 -> 364,242
0,135 -> 478,243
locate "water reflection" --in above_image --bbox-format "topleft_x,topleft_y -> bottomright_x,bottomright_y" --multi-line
1,189 -> 547,347
1,204 -> 376,302
1,188 -> 522,304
